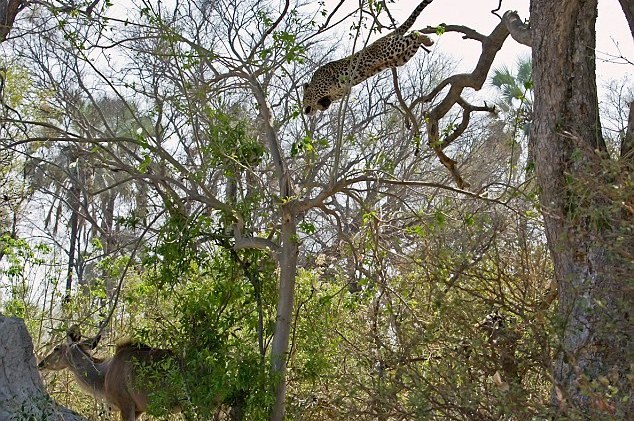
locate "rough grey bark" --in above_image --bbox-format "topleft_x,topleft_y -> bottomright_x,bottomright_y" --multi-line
0,316 -> 89,421
531,0 -> 632,417
502,10 -> 531,47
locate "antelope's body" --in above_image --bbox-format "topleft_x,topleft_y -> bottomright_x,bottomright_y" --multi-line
38,326 -> 177,421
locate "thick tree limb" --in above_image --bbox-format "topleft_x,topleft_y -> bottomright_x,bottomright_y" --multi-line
502,10 -> 532,47
618,0 -> 634,41
419,24 -> 486,42
233,224 -> 280,252
0,0 -> 24,42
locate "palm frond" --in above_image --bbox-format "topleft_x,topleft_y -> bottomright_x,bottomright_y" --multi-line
516,57 -> 532,85
491,65 -> 516,88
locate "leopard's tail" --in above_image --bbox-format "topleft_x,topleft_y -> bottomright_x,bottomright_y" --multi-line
395,0 -> 434,36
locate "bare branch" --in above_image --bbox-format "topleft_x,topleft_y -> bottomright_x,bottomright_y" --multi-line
503,10 -> 532,47
391,68 -> 420,148
415,21 -> 511,188
491,0 -> 503,20
295,171 -> 513,214
419,24 -> 487,42
247,0 -> 290,63
442,97 -> 495,146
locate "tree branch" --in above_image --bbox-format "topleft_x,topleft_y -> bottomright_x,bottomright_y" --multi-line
295,171 -> 513,213
233,223 -> 280,252
502,10 -> 532,47
0,0 -> 25,42
391,68 -> 422,151
419,24 -> 487,42
618,0 -> 634,41
246,0 -> 291,63
415,21 -> 511,188
442,97 -> 495,146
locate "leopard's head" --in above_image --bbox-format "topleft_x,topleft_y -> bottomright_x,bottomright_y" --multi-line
302,82 -> 332,116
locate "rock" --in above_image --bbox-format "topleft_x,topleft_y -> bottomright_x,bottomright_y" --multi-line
0,315 -> 89,421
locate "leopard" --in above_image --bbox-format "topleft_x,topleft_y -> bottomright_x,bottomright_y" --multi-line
302,0 -> 435,116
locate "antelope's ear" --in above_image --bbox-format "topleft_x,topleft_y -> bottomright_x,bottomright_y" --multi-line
67,325 -> 82,343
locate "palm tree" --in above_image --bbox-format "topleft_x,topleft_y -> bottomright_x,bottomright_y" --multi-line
491,56 -> 533,137
490,57 -> 534,177
27,96 -> 152,303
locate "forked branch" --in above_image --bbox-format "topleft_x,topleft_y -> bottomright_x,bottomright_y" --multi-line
412,21 -> 511,188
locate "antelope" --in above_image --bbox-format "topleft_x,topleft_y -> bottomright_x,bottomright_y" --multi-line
38,325 -> 179,421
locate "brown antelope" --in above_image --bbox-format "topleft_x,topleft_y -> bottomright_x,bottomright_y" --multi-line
38,325 -> 178,421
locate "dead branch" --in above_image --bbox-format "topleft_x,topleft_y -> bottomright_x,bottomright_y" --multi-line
502,10 -> 532,47
414,21 -> 511,188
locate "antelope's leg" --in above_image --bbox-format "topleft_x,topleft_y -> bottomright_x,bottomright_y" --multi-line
119,405 -> 137,421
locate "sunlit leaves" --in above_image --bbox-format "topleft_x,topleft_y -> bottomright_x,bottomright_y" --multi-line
203,108 -> 267,174
130,237 -> 278,418
298,221 -> 316,235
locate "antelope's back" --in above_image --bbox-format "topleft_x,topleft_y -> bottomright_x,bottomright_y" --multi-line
105,342 -> 179,411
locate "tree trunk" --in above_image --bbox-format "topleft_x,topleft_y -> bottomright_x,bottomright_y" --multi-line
531,0 -> 632,417
0,316 -> 90,421
622,101 -> 634,162
65,151 -> 82,302
269,204 -> 298,421
247,76 -> 299,421
64,199 -> 80,302
101,191 -> 117,298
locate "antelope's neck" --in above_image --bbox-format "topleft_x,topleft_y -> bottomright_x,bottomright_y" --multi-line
67,349 -> 110,399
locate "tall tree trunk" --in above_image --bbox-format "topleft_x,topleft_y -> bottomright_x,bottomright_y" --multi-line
248,77 -> 298,421
64,181 -> 81,303
531,0 -> 632,417
101,192 -> 116,298
622,101 -> 634,162
65,205 -> 80,301
269,204 -> 298,421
